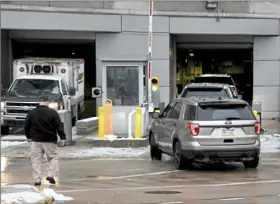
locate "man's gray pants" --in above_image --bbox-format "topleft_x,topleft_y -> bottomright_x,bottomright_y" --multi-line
31,142 -> 59,182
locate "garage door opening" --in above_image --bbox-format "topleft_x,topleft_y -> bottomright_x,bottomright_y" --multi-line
12,40 -> 96,118
176,48 -> 253,103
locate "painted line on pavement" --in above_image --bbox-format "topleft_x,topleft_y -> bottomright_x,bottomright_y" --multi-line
220,198 -> 244,201
158,202 -> 183,204
60,170 -> 179,182
57,179 -> 280,193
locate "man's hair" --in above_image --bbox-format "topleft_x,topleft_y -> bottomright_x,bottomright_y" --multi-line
39,95 -> 49,102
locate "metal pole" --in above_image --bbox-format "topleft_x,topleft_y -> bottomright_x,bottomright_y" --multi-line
147,0 -> 153,113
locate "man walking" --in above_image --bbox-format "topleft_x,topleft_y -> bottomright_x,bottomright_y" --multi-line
24,95 -> 66,186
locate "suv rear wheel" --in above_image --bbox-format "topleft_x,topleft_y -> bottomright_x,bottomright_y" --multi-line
149,133 -> 162,160
173,140 -> 192,170
243,157 -> 259,168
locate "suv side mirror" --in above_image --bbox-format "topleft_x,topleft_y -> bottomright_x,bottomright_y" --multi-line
152,112 -> 160,119
68,87 -> 76,96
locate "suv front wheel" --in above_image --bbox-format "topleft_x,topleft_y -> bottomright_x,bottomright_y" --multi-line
243,157 -> 259,168
149,133 -> 162,160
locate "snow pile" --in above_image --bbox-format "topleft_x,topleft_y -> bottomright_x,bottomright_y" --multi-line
42,188 -> 73,201
1,184 -> 73,204
1,141 -> 27,149
67,147 -> 150,158
104,135 -> 118,141
261,135 -> 280,153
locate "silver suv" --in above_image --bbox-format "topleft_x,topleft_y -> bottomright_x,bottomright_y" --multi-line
193,74 -> 238,97
180,83 -> 235,98
149,97 -> 261,170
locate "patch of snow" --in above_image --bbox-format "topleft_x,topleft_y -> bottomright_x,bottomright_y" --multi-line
42,188 -> 73,201
104,135 -> 118,141
1,135 -> 27,141
1,141 -> 27,149
1,184 -> 73,204
273,133 -> 280,137
67,147 -> 150,158
261,135 -> 280,153
1,192 -> 46,204
78,117 -> 98,122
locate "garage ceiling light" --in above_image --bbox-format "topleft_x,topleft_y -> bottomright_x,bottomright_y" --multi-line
205,1 -> 218,9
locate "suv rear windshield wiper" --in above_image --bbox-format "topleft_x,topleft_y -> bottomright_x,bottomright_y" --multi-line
225,117 -> 242,120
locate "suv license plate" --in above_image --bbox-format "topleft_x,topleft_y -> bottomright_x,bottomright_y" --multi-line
221,128 -> 234,136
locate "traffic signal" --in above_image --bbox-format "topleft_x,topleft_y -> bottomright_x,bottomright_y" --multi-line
151,76 -> 159,92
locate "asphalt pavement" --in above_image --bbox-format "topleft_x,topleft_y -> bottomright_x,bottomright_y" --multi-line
2,152 -> 280,204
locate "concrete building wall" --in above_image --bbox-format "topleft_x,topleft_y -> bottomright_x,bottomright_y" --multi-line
1,5 -> 280,119
253,37 -> 280,119
95,32 -> 171,108
2,1 -> 280,14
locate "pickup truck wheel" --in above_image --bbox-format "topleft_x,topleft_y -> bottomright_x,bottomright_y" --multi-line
72,117 -> 76,126
77,106 -> 82,120
243,157 -> 259,169
149,133 -> 162,160
1,126 -> 10,135
173,141 -> 192,170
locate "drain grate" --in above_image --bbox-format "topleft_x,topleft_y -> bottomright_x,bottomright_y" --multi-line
145,191 -> 182,195
86,175 -> 98,178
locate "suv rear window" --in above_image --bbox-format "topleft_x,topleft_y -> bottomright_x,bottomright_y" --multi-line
197,103 -> 255,121
193,77 -> 234,85
181,87 -> 227,98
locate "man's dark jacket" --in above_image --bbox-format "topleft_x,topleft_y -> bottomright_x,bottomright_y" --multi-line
24,105 -> 66,142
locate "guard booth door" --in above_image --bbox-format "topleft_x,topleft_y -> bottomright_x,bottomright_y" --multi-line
102,62 -> 146,136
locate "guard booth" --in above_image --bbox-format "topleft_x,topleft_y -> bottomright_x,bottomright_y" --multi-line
97,62 -> 149,137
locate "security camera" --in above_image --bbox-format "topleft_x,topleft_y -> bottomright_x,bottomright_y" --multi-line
92,87 -> 102,98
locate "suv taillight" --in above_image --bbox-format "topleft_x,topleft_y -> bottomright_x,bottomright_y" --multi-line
187,123 -> 199,136
231,87 -> 236,93
255,122 -> 261,135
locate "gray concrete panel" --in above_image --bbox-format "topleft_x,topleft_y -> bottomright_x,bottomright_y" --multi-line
4,1 -> 280,14
176,35 -> 254,43
253,36 -> 280,119
253,87 -> 280,118
158,86 -> 171,107
253,61 -> 280,86
254,37 -> 280,61
1,10 -> 121,32
9,30 -> 96,41
152,60 -> 170,87
170,17 -> 279,35
122,15 -> 169,33
96,32 -> 169,61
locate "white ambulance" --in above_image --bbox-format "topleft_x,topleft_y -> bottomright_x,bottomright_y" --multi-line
1,58 -> 85,135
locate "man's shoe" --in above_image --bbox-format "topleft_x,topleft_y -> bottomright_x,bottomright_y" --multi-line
34,181 -> 41,186
46,177 -> 56,184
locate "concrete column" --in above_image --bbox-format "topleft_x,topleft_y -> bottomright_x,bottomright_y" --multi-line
1,30 -> 12,89
253,36 -> 280,119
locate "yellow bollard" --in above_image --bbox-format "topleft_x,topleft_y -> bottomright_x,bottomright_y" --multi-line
135,107 -> 142,138
98,107 -> 105,139
104,99 -> 113,135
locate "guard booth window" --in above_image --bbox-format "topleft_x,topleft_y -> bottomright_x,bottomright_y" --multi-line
106,66 -> 139,106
